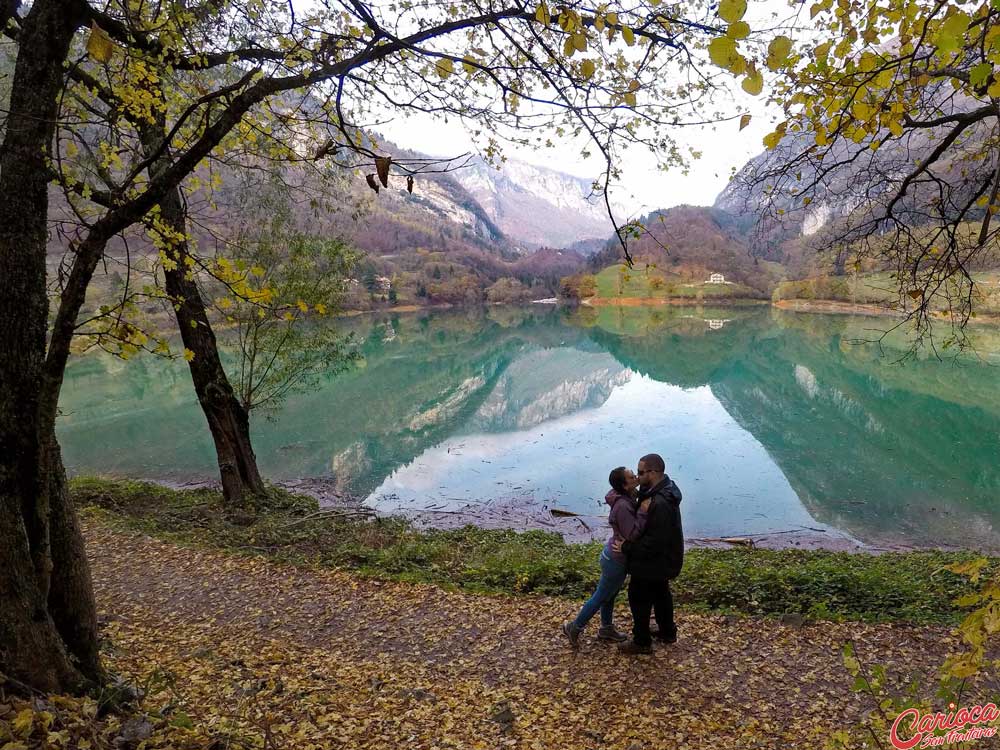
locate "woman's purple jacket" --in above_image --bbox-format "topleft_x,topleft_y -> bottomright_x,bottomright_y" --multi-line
603,489 -> 648,566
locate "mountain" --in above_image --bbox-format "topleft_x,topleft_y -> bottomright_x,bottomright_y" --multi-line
452,157 -> 624,251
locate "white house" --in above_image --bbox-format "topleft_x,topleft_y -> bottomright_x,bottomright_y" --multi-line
708,272 -> 726,284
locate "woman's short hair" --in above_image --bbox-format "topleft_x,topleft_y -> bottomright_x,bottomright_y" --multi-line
608,466 -> 628,493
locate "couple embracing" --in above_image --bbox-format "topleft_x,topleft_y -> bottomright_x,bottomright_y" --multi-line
562,453 -> 683,655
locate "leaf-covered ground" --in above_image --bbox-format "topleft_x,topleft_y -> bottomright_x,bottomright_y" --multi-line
23,517 -> 957,750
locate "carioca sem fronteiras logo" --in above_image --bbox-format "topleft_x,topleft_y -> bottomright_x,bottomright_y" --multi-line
890,703 -> 1000,749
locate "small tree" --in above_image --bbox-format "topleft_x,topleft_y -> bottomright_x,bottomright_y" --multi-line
486,277 -> 532,304
558,273 -> 597,300
216,181 -> 360,417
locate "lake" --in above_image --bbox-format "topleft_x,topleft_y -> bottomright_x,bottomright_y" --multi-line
58,304 -> 1000,551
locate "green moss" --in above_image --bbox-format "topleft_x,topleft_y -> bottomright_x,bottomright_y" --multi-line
73,477 -> 983,625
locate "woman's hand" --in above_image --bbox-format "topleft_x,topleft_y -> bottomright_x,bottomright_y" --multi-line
611,538 -> 624,554
639,497 -> 651,512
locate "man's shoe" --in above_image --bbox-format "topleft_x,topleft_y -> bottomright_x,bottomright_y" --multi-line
652,629 -> 678,644
562,621 -> 582,649
596,626 -> 628,643
617,640 -> 653,655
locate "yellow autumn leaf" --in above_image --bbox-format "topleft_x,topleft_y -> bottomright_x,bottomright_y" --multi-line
534,2 -> 550,24
13,709 -> 34,737
727,21 -> 750,39
435,58 -> 454,79
581,58 -> 596,79
766,35 -> 792,71
183,348 -> 195,362
718,0 -> 747,23
707,37 -> 739,70
622,25 -> 635,45
739,113 -> 752,130
763,129 -> 784,150
742,69 -> 763,96
86,23 -> 115,63
297,299 -> 309,313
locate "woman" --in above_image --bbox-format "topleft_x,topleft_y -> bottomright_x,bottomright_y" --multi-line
562,466 -> 649,647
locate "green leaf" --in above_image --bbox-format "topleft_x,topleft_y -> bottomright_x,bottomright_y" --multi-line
718,0 -> 747,23
171,712 -> 195,730
842,642 -> 860,674
935,12 -> 970,55
971,62 -> 992,87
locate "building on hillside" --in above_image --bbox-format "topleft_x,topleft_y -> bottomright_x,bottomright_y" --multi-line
707,272 -> 727,284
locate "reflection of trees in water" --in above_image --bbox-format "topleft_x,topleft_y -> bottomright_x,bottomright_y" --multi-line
586,308 -> 1000,549
60,305 -> 1000,548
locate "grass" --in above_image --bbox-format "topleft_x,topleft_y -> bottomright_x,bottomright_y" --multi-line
72,477 -> 987,626
593,264 -> 761,300
774,271 -> 1000,315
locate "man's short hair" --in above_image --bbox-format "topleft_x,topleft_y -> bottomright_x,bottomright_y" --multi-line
639,453 -> 665,473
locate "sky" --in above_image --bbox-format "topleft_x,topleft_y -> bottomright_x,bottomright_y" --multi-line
372,0 -> 797,219
379,88 -> 784,218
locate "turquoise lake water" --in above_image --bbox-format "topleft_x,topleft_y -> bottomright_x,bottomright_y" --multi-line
57,305 -> 1000,550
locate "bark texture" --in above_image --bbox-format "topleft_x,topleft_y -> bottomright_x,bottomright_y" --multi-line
0,0 -> 99,694
141,122 -> 265,507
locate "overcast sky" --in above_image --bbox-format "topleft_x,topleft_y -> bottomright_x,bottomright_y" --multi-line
372,0 -> 797,220
378,90 -> 782,218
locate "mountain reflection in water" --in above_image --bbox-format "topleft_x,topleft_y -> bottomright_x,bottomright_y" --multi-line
58,304 -> 1000,550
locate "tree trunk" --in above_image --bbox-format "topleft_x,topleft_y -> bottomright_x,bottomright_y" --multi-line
141,122 -> 265,507
0,0 -> 99,694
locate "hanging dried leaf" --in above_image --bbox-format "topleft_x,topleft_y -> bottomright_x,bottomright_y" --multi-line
407,175 -> 414,194
365,174 -> 380,194
739,113 -> 752,131
87,23 -> 115,63
375,156 -> 392,187
313,139 -> 338,160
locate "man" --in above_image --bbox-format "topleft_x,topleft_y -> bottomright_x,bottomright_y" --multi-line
612,453 -> 683,655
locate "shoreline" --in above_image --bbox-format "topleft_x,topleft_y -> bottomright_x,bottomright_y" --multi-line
145,475 -> 968,555
582,296 -> 768,307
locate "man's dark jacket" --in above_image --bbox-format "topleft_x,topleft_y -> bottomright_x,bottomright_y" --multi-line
621,476 -> 683,580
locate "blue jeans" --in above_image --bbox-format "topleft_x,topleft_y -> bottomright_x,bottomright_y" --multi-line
574,549 -> 627,629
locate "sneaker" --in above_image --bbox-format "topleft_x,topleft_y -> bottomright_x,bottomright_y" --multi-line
617,640 -> 653,655
651,629 -> 678,644
562,621 -> 582,649
596,626 -> 628,643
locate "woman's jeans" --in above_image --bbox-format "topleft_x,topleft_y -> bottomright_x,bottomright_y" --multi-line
573,549 -> 627,629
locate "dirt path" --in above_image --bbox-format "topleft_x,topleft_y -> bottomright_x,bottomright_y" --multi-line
85,518 -> 955,749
